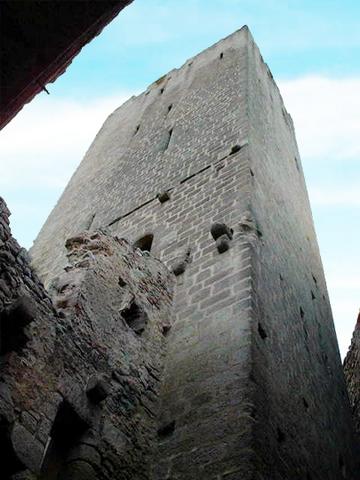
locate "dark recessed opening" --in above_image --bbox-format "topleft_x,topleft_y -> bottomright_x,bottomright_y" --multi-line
277,427 -> 285,443
250,168 -> 254,177
210,222 -> 233,241
41,402 -> 88,480
0,297 -> 34,356
0,418 -> 25,477
220,52 -> 224,59
302,397 -> 309,410
158,420 -> 175,438
157,191 -> 170,203
250,406 -> 257,419
134,124 -> 140,136
167,104 -> 173,113
294,157 -> 300,172
160,87 -> 165,95
279,274 -> 284,281
118,276 -> 127,287
339,454 -> 346,477
86,376 -> 110,404
172,261 -> 186,277
230,144 -> 241,155
162,324 -> 171,336
311,290 -> 316,300
134,234 -> 153,252
121,301 -> 148,335
299,307 -> 305,319
164,128 -> 173,151
312,274 -> 317,285
258,323 -> 267,340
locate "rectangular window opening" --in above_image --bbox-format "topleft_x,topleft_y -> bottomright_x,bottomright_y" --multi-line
163,128 -> 173,152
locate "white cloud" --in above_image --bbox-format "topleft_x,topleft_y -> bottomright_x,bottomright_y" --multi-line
309,186 -> 360,207
279,76 -> 360,161
331,299 -> 358,359
326,266 -> 359,358
0,91 -> 136,189
278,76 -> 360,358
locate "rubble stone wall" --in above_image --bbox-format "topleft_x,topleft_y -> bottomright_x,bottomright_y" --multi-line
0,198 -> 174,479
344,316 -> 360,437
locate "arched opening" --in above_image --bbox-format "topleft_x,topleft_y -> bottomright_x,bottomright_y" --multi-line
133,234 -> 153,252
0,418 -> 25,477
40,401 -> 89,480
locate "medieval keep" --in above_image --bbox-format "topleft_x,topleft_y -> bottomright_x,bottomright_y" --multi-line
0,27 -> 358,479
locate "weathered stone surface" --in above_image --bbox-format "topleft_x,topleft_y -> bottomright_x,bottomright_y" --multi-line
24,26 -> 360,478
11,423 -> 44,473
0,198 -> 174,479
344,314 -> 360,436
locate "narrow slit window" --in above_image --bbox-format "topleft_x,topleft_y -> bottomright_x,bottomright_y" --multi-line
163,128 -> 173,151
157,420 -> 175,438
157,128 -> 174,153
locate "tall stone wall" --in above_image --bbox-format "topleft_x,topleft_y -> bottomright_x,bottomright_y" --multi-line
30,27 -> 358,478
0,197 -> 174,479
344,315 -> 360,436
246,37 -> 358,478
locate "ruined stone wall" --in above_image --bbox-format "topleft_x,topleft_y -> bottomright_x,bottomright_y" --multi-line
30,27 -> 358,479
0,198 -> 174,479
0,196 -> 58,478
344,315 -> 360,436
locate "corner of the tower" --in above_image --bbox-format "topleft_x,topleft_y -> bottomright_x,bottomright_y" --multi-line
242,26 -> 358,478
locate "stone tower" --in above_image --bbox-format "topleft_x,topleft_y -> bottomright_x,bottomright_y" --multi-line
30,27 -> 358,478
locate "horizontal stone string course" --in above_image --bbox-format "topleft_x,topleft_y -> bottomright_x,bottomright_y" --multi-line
107,146 -> 247,229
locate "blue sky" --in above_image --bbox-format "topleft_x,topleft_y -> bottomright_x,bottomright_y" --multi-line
0,0 -> 359,356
